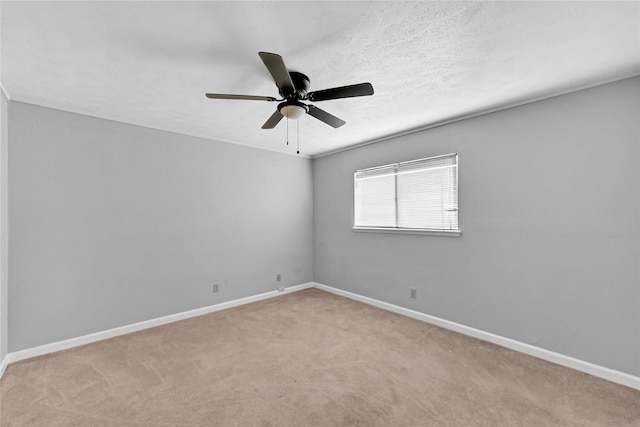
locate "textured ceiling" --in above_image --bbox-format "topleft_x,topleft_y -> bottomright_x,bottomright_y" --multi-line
1,1 -> 639,157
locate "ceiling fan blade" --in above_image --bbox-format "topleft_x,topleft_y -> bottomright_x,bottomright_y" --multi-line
205,93 -> 277,101
307,82 -> 374,102
262,110 -> 284,129
258,52 -> 295,96
307,105 -> 345,128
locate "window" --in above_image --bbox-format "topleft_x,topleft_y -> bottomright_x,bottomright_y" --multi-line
354,154 -> 459,235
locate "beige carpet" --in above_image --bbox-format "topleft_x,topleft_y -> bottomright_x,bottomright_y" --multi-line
1,288 -> 639,426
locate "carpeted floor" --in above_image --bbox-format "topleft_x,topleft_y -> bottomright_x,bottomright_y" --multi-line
1,288 -> 639,426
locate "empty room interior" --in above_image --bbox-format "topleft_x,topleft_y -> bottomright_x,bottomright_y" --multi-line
0,1 -> 639,426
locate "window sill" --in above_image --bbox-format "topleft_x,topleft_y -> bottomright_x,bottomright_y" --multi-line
352,227 -> 461,237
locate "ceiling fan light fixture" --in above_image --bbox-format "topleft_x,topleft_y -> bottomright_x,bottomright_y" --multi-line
279,102 -> 308,119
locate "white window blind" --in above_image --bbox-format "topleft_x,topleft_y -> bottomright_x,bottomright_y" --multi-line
354,154 -> 458,232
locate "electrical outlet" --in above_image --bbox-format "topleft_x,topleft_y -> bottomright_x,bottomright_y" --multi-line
410,288 -> 417,299
276,273 -> 281,282
212,283 -> 219,293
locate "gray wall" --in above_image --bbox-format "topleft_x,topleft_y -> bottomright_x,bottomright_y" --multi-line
1,89 -> 8,361
314,77 -> 640,376
9,102 -> 313,352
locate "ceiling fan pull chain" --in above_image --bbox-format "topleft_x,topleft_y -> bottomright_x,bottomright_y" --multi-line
297,119 -> 300,155
286,117 -> 289,145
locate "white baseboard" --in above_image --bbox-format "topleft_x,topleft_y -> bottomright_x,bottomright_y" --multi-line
312,282 -> 640,391
3,281 -> 638,391
3,282 -> 314,371
0,81 -> 10,100
0,354 -> 8,379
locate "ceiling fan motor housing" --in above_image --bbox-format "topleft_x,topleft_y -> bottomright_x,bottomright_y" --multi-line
285,71 -> 311,99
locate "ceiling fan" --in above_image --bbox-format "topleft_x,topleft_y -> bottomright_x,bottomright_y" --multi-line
205,52 -> 374,129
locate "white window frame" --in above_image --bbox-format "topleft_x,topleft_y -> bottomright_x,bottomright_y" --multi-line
353,154 -> 461,236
